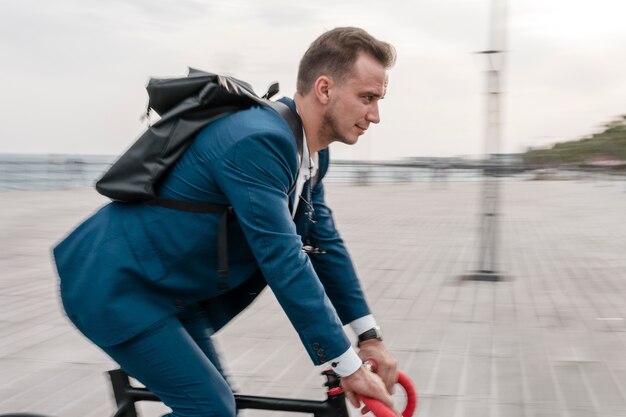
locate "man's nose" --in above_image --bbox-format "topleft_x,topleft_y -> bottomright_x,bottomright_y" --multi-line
366,104 -> 380,124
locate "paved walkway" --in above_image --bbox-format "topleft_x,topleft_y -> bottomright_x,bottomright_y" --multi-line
1,179 -> 626,417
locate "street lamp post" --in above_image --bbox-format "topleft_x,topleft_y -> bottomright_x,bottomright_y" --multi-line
465,0 -> 507,282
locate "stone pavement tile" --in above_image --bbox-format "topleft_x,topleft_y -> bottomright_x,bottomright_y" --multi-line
432,354 -> 464,396
495,403 -> 524,417
579,361 -> 625,408
494,301 -> 516,327
430,299 -> 455,323
589,334 -> 626,368
14,369 -> 110,416
0,359 -> 57,393
492,327 -> 519,359
439,323 -> 469,356
0,323 -> 68,357
520,340 -> 558,404
450,283 -> 475,324
495,358 -> 524,405
225,337 -> 281,377
0,298 -> 62,325
545,331 -> 603,362
578,308 -> 611,333
545,332 -> 585,363
461,400 -> 492,417
395,278 -> 426,300
465,355 -> 492,398
407,286 -> 438,321
525,403 -> 564,417
384,320 -> 423,352
473,284 -> 495,323
421,396 -> 456,417
467,324 -> 493,357
134,400 -> 171,417
601,407 -> 626,417
0,365 -> 100,412
8,327 -> 111,365
405,352 -> 438,395
387,299 -> 416,320
552,362 -> 593,408
416,324 -> 446,354
565,407 -> 598,417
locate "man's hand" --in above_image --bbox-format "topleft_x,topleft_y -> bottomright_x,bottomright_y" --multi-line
357,339 -> 398,394
341,366 -> 396,414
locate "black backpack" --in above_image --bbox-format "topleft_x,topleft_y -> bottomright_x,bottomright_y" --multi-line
96,68 -> 303,276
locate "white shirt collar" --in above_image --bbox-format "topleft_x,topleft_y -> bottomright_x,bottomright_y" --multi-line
292,128 -> 318,218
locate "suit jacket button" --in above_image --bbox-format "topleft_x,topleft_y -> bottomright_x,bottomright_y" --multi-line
313,343 -> 321,349
217,283 -> 230,292
174,299 -> 186,308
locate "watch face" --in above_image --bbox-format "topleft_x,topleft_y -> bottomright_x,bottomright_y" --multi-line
372,328 -> 382,340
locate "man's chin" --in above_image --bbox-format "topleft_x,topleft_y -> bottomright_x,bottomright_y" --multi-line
334,135 -> 360,146
338,140 -> 358,147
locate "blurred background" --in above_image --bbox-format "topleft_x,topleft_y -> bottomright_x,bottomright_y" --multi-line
1,0 -> 626,164
1,1 -> 626,417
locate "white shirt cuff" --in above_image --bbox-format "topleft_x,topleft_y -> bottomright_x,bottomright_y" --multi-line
349,314 -> 378,337
328,347 -> 362,377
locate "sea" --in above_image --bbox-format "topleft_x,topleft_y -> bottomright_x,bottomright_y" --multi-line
0,153 -> 483,192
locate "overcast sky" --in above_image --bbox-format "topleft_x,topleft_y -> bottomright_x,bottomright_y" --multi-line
1,0 -> 625,160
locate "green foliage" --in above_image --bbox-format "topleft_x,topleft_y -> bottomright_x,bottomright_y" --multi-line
523,115 -> 626,166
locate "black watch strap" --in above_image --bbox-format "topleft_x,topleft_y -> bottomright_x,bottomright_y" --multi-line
357,326 -> 383,346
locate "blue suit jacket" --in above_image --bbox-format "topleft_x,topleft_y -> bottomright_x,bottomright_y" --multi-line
53,98 -> 370,365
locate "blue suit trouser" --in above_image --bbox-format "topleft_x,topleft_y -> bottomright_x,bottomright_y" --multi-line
102,305 -> 236,417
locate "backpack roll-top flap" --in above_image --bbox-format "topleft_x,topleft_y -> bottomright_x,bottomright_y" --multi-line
147,70 -> 258,117
153,76 -> 259,126
147,70 -> 217,116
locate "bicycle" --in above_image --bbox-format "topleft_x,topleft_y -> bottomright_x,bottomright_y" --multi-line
1,362 -> 417,417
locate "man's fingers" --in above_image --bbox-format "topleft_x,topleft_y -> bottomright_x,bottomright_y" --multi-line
387,382 -> 396,395
345,391 -> 360,408
379,369 -> 396,395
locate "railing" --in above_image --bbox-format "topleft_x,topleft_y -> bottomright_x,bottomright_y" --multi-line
1,154 -> 622,191
0,155 -> 113,191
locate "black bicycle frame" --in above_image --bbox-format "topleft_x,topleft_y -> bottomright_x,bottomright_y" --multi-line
108,368 -> 350,417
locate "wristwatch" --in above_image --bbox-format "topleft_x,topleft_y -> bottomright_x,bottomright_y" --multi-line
357,326 -> 383,347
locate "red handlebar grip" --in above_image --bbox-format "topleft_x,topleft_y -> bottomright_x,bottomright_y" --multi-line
360,396 -> 396,417
358,371 -> 417,417
397,371 -> 417,417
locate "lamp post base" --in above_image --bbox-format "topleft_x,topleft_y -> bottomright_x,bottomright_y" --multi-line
462,270 -> 504,282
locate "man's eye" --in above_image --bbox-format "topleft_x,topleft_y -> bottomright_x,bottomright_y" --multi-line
364,95 -> 374,102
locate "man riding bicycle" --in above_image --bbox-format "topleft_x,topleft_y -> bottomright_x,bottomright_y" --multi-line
54,27 -> 398,417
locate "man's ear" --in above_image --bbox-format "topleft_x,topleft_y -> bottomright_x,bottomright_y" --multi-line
313,76 -> 333,105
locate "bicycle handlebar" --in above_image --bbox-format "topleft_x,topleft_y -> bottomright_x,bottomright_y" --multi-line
359,360 -> 418,417
359,371 -> 417,417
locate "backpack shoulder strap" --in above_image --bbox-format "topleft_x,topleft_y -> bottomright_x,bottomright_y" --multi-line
266,100 -> 320,190
261,100 -> 309,194
262,100 -> 303,153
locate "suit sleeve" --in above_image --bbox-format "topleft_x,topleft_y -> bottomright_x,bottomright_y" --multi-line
306,178 -> 372,325
212,130 -> 351,365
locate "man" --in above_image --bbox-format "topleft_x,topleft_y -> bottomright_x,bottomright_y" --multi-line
54,27 -> 397,417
